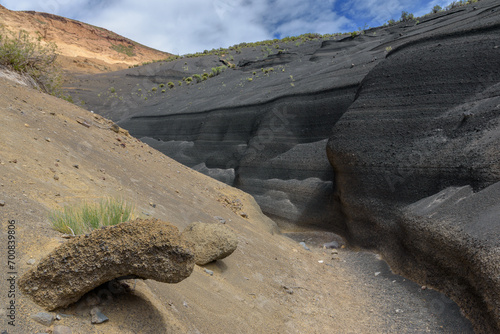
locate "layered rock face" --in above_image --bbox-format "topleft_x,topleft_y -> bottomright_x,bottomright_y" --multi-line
327,4 -> 500,332
110,33 -> 384,230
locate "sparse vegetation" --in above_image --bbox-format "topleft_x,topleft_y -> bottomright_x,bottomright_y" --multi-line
168,81 -> 175,88
432,5 -> 443,13
400,11 -> 415,22
111,43 -> 136,57
50,198 -> 134,235
193,74 -> 202,83
0,28 -> 60,93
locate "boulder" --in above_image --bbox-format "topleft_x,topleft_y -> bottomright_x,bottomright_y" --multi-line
181,222 -> 238,265
19,219 -> 195,310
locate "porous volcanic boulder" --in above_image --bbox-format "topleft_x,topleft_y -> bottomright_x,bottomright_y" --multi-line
181,222 -> 238,265
18,219 -> 195,310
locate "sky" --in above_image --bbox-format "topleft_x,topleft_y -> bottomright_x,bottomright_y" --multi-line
1,0 -> 457,55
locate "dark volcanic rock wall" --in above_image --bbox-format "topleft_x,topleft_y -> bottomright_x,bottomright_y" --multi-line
127,86 -> 357,229
110,35 -> 384,230
327,3 -> 500,332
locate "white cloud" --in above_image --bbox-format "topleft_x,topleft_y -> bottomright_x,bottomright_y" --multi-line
0,0 -> 463,54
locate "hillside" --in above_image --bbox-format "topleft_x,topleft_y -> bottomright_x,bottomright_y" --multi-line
63,0 -> 500,332
0,4 -> 171,74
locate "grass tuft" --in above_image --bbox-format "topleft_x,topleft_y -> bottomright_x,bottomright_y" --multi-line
49,198 -> 134,235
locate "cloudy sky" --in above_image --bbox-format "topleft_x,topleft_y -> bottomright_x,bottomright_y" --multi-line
2,0 -> 456,55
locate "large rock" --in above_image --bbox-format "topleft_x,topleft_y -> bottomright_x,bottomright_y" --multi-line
19,219 -> 195,310
181,222 -> 238,265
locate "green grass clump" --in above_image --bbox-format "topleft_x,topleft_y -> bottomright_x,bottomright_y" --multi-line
50,198 -> 134,235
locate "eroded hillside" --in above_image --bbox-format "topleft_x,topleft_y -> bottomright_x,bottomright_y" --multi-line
0,4 -> 171,74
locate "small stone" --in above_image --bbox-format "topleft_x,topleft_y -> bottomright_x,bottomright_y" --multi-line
55,314 -> 61,320
27,258 -> 36,265
395,309 -> 403,314
421,286 -> 427,290
331,249 -> 338,254
214,216 -> 226,224
54,175 -> 59,181
31,312 -> 54,326
110,124 -> 120,133
45,137 -> 51,142
299,242 -> 310,251
350,63 -> 355,68
0,200 -> 5,207
90,307 -> 108,324
239,212 -> 249,218
72,164 -> 79,169
53,325 -> 72,334
323,241 -> 339,249
204,269 -> 214,276
149,202 -> 156,208
374,272 -> 381,276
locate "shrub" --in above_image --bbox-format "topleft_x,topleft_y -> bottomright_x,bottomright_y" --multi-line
151,87 -> 157,92
400,11 -> 415,22
167,81 -> 174,88
0,29 -> 59,93
192,74 -> 202,83
159,83 -> 165,88
50,198 -> 134,235
432,5 -> 443,13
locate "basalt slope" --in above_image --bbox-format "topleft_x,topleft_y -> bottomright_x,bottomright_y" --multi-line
65,1 -> 500,332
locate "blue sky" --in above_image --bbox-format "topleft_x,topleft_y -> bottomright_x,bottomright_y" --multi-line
2,0 -> 456,54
